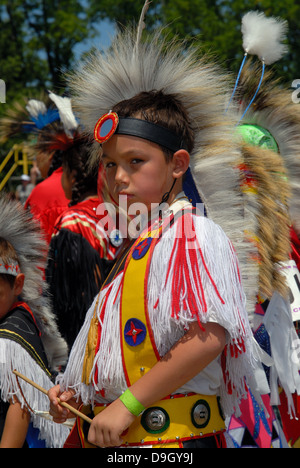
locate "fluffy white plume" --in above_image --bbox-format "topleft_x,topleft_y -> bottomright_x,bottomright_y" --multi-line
241,11 -> 288,64
48,91 -> 78,136
25,99 -> 47,118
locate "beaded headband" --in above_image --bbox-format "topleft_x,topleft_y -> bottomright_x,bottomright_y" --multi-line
0,259 -> 21,277
94,111 -> 188,152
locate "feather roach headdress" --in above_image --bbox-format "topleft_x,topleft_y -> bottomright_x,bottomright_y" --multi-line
228,12 -> 299,300
67,3 -> 261,315
0,195 -> 68,370
0,92 -> 59,144
236,61 -> 300,236
0,90 -> 79,155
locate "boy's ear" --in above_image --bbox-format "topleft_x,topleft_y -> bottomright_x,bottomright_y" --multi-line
13,274 -> 25,296
172,150 -> 190,179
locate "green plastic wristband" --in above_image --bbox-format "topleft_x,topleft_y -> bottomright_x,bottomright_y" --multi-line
119,389 -> 145,416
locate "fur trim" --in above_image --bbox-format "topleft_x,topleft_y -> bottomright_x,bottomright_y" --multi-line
238,142 -> 291,302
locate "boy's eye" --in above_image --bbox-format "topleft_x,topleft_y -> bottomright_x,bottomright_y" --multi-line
131,158 -> 143,164
105,162 -> 115,169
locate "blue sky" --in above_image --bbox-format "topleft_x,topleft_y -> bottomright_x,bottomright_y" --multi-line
73,19 -> 115,60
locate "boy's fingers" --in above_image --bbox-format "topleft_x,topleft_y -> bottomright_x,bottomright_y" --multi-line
59,390 -> 75,402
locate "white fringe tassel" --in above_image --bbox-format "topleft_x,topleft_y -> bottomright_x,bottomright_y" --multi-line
0,339 -> 70,448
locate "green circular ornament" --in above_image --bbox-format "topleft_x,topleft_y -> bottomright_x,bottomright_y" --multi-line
238,124 -> 279,153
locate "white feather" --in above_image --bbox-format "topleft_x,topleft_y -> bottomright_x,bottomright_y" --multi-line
48,91 -> 78,136
241,11 -> 288,64
134,0 -> 151,53
25,99 -> 47,118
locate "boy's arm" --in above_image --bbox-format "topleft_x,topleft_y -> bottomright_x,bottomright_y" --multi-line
0,399 -> 31,448
88,321 -> 226,447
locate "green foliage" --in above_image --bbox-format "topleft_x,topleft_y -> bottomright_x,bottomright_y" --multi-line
0,0 -> 299,118
94,0 -> 300,84
0,0 -> 93,113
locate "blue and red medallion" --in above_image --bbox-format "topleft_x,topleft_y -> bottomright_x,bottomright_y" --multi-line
124,318 -> 147,346
132,237 -> 153,260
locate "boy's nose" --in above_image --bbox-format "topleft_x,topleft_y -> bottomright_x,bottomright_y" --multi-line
115,165 -> 129,185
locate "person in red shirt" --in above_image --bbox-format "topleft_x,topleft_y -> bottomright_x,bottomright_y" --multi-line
0,93 -> 69,244
24,126 -> 69,245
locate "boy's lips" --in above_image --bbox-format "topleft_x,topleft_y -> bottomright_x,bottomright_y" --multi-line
118,192 -> 134,198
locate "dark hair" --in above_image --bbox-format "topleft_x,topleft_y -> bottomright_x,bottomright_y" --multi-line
33,120 -> 65,177
48,150 -> 63,177
112,90 -> 194,160
62,135 -> 98,206
0,237 -> 20,288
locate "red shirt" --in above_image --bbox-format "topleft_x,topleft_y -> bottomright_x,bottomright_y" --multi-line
25,168 -> 69,244
52,197 -> 116,260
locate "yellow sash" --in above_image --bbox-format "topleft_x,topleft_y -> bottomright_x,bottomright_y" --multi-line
121,228 -> 161,385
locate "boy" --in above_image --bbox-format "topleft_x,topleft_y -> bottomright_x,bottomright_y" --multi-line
48,27 -> 264,448
0,196 -> 69,448
0,244 -> 31,447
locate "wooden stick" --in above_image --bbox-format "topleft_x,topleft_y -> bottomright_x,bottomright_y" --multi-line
13,369 -> 92,424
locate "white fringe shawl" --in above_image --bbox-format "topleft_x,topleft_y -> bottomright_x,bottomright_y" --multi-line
0,339 -> 70,448
60,213 -> 263,417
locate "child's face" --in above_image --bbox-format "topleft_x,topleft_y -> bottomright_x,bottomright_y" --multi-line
102,134 -> 178,211
0,274 -> 24,321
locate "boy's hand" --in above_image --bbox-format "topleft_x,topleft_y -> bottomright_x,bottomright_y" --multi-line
48,384 -> 79,423
88,398 -> 136,447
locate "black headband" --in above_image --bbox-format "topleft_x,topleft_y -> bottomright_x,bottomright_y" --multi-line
94,111 -> 188,152
116,117 -> 189,152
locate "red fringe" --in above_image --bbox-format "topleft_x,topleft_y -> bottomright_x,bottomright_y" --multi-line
164,214 -> 225,330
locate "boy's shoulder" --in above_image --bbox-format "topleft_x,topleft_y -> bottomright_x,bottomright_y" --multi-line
0,302 -> 49,372
166,205 -> 228,241
0,302 -> 38,333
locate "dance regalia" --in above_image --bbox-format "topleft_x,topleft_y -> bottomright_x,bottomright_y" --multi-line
0,302 -> 70,448
224,12 -> 300,447
60,198 -> 262,448
46,197 -> 116,350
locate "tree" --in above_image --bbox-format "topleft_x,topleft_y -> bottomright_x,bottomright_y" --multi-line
1,0 -> 299,117
0,0 -> 93,112
88,0 -> 300,84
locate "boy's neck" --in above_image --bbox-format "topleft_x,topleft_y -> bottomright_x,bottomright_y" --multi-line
166,182 -> 185,206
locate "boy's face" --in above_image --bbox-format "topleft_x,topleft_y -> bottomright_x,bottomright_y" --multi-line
0,274 -> 24,321
102,134 -> 178,212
